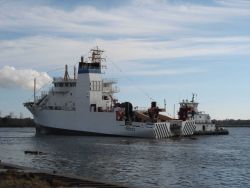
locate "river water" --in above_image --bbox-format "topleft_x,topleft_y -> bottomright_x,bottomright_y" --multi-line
0,127 -> 250,188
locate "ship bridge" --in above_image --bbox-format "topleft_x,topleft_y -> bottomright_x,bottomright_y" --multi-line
78,47 -> 105,74
52,64 -> 77,93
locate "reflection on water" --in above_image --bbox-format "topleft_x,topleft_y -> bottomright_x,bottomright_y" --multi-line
0,127 -> 250,188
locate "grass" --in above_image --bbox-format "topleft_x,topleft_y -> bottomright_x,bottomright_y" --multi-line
0,170 -> 69,188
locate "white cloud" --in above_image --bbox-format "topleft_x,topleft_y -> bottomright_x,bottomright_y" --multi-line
0,35 -> 250,73
0,0 -> 250,71
0,0 -> 249,119
0,2 -> 179,37
1,0 -> 250,38
215,0 -> 250,8
0,36 -> 89,70
0,66 -> 52,90
97,37 -> 250,62
125,68 -> 205,76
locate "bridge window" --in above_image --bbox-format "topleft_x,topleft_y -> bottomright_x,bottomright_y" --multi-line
70,82 -> 76,87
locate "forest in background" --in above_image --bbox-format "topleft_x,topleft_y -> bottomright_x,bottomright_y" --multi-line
0,117 -> 34,127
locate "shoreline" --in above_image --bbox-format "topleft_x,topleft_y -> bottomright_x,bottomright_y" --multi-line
217,125 -> 250,127
1,125 -> 250,128
1,117 -> 250,128
0,161 -> 129,188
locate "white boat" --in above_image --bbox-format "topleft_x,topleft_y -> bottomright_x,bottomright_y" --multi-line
24,47 -> 226,138
178,94 -> 228,135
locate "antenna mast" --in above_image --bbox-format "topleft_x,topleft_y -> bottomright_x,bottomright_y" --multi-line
164,99 -> 166,112
192,93 -> 197,102
34,78 -> 36,103
89,46 -> 105,64
64,64 -> 70,81
173,104 -> 175,119
74,65 -> 76,79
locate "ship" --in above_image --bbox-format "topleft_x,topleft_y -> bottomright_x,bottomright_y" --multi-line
24,47 -> 227,138
178,94 -> 228,135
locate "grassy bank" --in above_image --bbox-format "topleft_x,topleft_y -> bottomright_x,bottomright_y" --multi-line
0,162 -> 128,188
0,170 -> 68,188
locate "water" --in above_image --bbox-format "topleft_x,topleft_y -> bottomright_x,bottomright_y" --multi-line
0,127 -> 250,188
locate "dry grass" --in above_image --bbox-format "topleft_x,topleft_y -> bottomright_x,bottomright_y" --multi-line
0,170 -> 69,188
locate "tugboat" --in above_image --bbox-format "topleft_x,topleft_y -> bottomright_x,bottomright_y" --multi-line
178,94 -> 229,135
24,47 -> 196,139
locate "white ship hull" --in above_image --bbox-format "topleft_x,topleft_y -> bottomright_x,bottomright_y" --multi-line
28,108 -> 196,138
34,110 -> 153,137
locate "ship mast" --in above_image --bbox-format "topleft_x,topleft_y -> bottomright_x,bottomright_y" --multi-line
74,65 -> 76,79
191,93 -> 197,103
64,64 -> 70,81
34,78 -> 36,103
89,46 -> 106,64
164,99 -> 166,111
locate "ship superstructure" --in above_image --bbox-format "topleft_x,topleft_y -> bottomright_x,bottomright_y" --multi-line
24,47 -> 226,138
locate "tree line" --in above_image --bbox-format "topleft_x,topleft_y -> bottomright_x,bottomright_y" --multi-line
212,119 -> 250,126
0,117 -> 34,127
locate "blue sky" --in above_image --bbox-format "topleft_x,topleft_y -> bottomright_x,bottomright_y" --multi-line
0,0 -> 250,119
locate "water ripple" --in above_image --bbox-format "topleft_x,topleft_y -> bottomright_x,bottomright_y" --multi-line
0,127 -> 250,188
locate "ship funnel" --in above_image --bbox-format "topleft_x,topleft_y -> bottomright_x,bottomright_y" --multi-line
81,56 -> 84,63
151,101 -> 156,108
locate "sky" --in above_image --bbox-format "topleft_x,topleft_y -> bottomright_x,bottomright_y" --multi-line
0,0 -> 250,119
